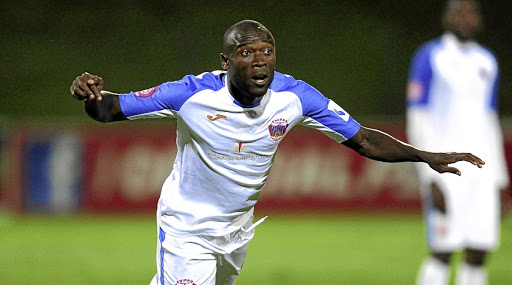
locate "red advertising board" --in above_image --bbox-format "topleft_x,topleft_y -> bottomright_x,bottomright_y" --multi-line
81,126 -> 176,212
79,124 -> 422,213
3,122 -> 511,214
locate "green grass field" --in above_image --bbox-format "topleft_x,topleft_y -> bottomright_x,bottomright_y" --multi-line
1,212 -> 511,284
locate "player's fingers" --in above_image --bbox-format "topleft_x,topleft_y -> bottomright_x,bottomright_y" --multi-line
77,74 -> 96,100
89,84 -> 102,101
84,73 -> 103,100
446,152 -> 485,168
453,153 -> 485,168
70,80 -> 87,100
441,166 -> 462,176
95,76 -> 104,92
467,153 -> 485,167
72,93 -> 84,100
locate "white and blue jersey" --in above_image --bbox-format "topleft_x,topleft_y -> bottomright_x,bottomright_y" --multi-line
406,33 -> 508,188
119,71 -> 361,237
406,33 -> 509,251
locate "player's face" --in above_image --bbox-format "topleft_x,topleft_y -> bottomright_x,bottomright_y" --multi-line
222,30 -> 276,104
443,0 -> 481,40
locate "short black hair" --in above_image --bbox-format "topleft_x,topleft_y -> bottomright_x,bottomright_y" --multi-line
222,20 -> 274,56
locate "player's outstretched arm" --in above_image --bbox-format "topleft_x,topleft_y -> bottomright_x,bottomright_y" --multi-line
70,72 -> 127,123
342,126 -> 485,176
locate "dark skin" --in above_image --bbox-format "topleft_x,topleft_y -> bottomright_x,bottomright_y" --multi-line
423,0 -> 511,267
220,21 -> 276,106
442,0 -> 482,42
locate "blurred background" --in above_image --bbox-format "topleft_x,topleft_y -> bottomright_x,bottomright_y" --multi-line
1,0 -> 511,284
1,0 -> 512,119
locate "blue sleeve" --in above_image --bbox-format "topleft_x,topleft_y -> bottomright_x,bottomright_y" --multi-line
271,72 -> 361,141
407,41 -> 436,107
489,59 -> 500,112
119,72 -> 223,118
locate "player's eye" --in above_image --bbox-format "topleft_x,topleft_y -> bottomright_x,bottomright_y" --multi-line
241,50 -> 250,56
263,48 -> 273,55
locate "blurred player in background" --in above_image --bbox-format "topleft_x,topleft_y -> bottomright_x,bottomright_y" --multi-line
406,1 -> 510,284
71,20 -> 485,285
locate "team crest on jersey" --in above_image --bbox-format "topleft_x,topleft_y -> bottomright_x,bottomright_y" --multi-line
407,80 -> 423,102
268,118 -> 289,142
479,68 -> 490,82
175,279 -> 196,285
134,85 -> 160,98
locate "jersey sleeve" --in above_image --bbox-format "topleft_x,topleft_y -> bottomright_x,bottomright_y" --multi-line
271,73 -> 361,143
405,42 -> 437,184
119,72 -> 222,119
407,42 -> 434,108
489,59 -> 500,112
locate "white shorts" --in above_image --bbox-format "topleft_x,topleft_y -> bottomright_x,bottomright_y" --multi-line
149,216 -> 266,285
421,164 -> 501,252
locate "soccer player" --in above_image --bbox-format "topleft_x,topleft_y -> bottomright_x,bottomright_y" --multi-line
71,20 -> 485,285
406,1 -> 510,284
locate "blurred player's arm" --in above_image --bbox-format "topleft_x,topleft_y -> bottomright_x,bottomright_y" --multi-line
70,72 -> 127,122
342,126 -> 485,176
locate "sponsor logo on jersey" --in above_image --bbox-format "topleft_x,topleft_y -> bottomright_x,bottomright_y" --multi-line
235,141 -> 246,153
134,85 -> 160,98
175,279 -> 196,285
207,114 -> 227,121
479,68 -> 490,82
327,100 -> 350,122
268,118 -> 289,142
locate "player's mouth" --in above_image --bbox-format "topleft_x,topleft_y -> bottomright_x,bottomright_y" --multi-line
251,74 -> 268,87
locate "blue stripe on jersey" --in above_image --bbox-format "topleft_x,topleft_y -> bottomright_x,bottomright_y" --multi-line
270,72 -> 328,117
407,39 -> 439,107
159,227 -> 166,285
490,71 -> 499,111
120,72 -> 225,118
482,46 -> 500,112
471,45 -> 500,111
271,72 -> 361,140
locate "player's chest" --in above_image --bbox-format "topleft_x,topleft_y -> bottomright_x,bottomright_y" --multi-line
434,51 -> 494,89
178,100 -> 299,153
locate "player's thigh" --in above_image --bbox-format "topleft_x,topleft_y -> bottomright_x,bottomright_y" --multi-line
422,179 -> 464,252
465,180 -> 500,249
158,229 -> 217,285
215,242 -> 249,285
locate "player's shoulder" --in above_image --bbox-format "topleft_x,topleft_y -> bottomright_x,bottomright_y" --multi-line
154,71 -> 226,108
474,43 -> 498,62
269,71 -> 317,95
176,70 -> 226,92
270,71 -> 329,115
414,37 -> 443,57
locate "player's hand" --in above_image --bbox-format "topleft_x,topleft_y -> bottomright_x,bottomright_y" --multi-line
424,152 -> 485,176
70,72 -> 104,101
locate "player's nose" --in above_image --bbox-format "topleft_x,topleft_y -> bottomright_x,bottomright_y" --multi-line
252,52 -> 267,68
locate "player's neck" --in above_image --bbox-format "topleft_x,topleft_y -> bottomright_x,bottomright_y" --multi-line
228,85 -> 265,106
448,31 -> 475,43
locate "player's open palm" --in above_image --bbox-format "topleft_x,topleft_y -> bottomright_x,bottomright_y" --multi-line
425,152 -> 485,176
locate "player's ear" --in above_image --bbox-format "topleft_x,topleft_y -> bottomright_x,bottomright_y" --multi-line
220,53 -> 229,70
